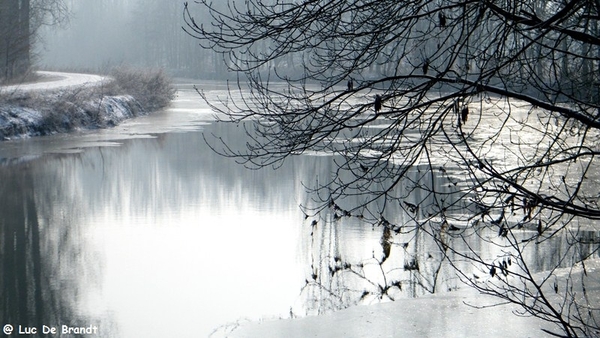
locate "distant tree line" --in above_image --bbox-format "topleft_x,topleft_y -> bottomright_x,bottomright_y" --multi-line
38,0 -> 228,79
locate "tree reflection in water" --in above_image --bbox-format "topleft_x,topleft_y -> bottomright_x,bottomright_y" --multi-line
295,163 -> 600,318
0,161 -> 112,336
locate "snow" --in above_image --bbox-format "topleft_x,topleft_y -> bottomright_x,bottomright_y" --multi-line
0,71 -> 106,94
225,259 -> 600,338
0,71 -> 144,140
0,95 -> 145,140
226,291 -> 550,338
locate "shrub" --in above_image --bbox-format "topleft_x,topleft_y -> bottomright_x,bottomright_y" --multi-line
104,67 -> 176,111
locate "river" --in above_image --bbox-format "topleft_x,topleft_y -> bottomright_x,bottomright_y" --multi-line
0,80 -> 598,337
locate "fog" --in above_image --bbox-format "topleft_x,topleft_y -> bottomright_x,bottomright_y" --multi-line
37,0 -> 226,79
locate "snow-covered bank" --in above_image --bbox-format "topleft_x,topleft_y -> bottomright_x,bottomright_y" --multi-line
0,95 -> 146,140
226,291 -> 551,338
226,259 -> 600,338
0,69 -> 174,140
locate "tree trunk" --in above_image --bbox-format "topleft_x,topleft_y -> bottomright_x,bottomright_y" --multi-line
0,0 -> 30,81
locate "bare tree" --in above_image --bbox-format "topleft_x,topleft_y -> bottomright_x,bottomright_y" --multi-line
0,0 -> 31,80
0,0 -> 68,81
184,0 -> 600,336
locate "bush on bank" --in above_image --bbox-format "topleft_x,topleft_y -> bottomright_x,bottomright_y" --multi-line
103,67 -> 176,111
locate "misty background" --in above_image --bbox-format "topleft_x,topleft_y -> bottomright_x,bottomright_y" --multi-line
37,0 -> 227,79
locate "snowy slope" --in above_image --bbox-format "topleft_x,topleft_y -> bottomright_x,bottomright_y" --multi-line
225,259 -> 600,338
227,290 -> 551,338
0,71 -> 144,140
0,71 -> 106,94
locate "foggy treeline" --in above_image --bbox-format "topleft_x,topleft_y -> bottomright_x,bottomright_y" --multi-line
38,0 -> 227,79
39,0 -> 599,100
182,0 -> 599,104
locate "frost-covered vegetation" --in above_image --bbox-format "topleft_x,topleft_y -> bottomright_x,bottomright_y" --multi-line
103,67 -> 175,111
0,68 -> 175,139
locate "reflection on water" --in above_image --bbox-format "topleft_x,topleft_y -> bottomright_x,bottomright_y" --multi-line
296,164 -> 600,317
0,125 -> 326,337
0,83 -> 599,337
0,162 -> 111,336
300,214 -> 600,315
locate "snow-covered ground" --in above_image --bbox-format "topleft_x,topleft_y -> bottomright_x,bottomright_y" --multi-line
0,71 -> 142,140
227,291 -> 547,338
224,259 -> 600,338
0,71 -> 106,94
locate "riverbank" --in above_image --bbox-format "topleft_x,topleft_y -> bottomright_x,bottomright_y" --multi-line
0,69 -> 174,140
0,95 -> 147,140
225,258 -> 600,338
226,290 -> 549,338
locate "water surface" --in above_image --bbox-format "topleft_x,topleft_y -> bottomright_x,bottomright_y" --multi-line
0,81 -> 598,337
